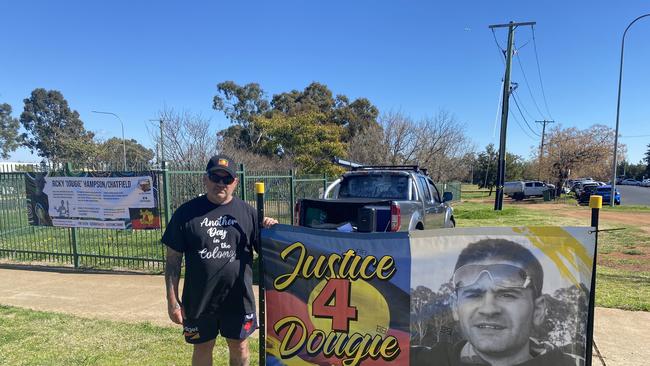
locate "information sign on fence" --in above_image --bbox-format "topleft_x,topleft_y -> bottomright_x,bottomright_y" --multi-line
262,226 -> 594,366
25,172 -> 160,229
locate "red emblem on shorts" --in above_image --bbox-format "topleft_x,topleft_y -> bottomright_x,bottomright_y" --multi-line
244,320 -> 252,331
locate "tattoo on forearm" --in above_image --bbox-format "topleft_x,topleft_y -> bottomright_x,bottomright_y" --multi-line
165,250 -> 183,300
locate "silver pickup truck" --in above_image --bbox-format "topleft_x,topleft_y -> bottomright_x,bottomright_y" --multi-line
294,166 -> 455,232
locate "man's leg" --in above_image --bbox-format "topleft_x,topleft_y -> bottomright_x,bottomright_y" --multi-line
192,339 -> 216,366
226,338 -> 249,366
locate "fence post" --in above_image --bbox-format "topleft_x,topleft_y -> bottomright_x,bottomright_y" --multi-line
289,169 -> 295,224
162,161 -> 172,226
65,162 -> 80,268
240,163 -> 247,201
322,173 -> 327,198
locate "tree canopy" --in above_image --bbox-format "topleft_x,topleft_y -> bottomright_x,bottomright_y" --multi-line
95,138 -> 155,169
0,103 -> 21,159
20,89 -> 95,165
213,81 -> 380,174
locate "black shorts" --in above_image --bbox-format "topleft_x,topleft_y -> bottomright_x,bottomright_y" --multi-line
182,312 -> 257,344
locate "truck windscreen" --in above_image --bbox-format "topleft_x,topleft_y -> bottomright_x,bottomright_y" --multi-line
338,174 -> 409,199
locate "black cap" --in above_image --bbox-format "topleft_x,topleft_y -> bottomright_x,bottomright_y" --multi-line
206,155 -> 237,178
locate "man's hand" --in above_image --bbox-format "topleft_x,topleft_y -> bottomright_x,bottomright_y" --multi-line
262,217 -> 278,228
167,302 -> 184,324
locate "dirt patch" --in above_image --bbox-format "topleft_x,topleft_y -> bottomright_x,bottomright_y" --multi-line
521,203 -> 650,229
599,250 -> 650,272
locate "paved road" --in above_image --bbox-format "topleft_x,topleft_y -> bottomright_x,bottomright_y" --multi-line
618,185 -> 650,206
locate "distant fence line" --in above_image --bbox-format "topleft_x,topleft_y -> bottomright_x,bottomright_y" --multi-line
0,162 -> 460,272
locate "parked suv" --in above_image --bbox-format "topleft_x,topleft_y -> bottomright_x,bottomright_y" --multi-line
578,185 -> 621,205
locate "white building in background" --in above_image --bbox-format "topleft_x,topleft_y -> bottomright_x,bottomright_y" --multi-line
0,161 -> 39,172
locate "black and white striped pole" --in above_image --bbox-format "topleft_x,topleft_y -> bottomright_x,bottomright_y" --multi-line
255,182 -> 266,365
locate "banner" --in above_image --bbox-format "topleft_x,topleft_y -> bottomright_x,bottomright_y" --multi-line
25,172 -> 160,230
262,226 -> 595,366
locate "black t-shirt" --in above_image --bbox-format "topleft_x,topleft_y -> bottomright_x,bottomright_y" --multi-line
161,195 -> 259,319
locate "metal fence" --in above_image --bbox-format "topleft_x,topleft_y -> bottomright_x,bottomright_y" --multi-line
0,163 -> 460,272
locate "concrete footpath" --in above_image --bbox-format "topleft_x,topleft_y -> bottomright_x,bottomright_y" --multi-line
0,265 -> 648,366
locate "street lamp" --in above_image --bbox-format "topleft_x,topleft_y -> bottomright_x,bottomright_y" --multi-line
611,13 -> 650,206
92,110 -> 127,171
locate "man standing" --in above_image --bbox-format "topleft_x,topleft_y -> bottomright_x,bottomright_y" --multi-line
411,239 -> 583,366
162,155 -> 277,366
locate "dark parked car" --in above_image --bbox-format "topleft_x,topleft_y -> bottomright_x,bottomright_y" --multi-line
578,185 -> 620,205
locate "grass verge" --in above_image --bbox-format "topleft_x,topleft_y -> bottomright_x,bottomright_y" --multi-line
0,305 -> 258,366
453,200 -> 650,311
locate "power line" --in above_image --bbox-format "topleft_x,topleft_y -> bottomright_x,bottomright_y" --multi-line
511,86 -> 537,121
515,50 -> 548,119
509,109 -> 537,140
511,91 -> 541,137
531,25 -> 554,120
620,134 -> 650,138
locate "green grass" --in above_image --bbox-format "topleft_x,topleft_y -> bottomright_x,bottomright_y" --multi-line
595,268 -> 650,311
0,305 -> 258,366
453,201 -> 650,311
601,204 -> 650,213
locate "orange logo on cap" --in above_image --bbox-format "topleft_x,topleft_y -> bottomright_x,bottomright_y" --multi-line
218,159 -> 229,167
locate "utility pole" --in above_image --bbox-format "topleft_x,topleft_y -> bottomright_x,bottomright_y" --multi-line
149,119 -> 166,165
489,20 -> 536,211
536,120 -> 554,180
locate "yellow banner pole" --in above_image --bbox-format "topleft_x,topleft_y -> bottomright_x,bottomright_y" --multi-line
586,195 -> 602,366
255,182 -> 266,365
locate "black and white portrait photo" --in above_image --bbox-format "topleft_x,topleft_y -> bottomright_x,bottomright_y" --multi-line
409,227 -> 595,366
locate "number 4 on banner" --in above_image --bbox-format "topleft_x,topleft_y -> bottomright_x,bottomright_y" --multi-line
312,279 -> 358,332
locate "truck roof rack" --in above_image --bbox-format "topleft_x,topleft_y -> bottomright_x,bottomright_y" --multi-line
351,165 -> 423,173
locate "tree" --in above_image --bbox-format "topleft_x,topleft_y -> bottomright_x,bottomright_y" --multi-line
254,112 -> 347,176
214,81 -> 381,153
20,89 -> 95,165
345,110 -> 474,181
212,81 -> 271,151
542,124 -> 624,190
95,138 -> 155,168
346,122 -> 386,165
412,110 -> 474,182
474,144 -> 498,191
154,108 -> 218,169
0,103 -> 21,159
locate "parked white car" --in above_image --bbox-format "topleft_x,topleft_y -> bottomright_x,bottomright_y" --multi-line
641,179 -> 650,187
504,181 -> 554,200
620,178 -> 641,186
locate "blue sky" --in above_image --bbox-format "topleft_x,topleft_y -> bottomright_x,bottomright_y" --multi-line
2,0 -> 649,164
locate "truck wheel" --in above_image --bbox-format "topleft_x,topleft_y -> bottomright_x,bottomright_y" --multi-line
447,217 -> 456,228
514,193 -> 524,201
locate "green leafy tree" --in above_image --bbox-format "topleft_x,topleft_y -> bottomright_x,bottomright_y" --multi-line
475,144 -> 498,191
20,89 -> 95,165
96,138 -> 155,168
473,144 -> 525,194
271,82 -> 334,115
254,112 -> 347,176
0,103 -> 21,159
212,81 -> 270,151
214,81 -> 380,153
